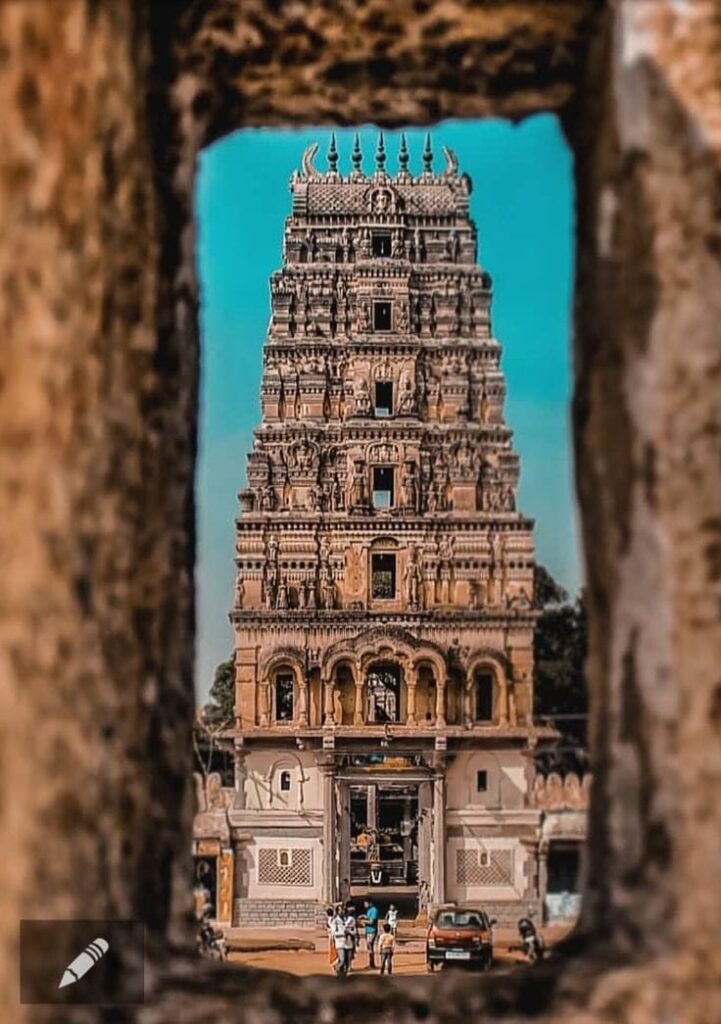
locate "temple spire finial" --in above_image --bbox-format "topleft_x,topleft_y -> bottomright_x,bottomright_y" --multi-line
352,132 -> 362,173
423,132 -> 433,173
327,132 -> 338,172
398,132 -> 409,172
375,131 -> 386,173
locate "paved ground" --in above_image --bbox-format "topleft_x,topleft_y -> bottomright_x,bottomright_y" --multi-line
226,923 -> 573,976
229,946 -> 523,976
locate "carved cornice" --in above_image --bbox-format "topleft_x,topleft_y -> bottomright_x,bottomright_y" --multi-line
234,517 -> 535,532
229,609 -> 538,628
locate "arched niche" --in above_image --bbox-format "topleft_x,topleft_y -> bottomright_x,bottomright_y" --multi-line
266,754 -> 307,811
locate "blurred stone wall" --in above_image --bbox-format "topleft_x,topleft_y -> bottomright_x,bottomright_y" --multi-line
2,1 -> 720,1021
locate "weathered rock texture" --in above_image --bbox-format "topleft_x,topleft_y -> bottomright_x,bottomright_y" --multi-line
1,0 -> 720,1022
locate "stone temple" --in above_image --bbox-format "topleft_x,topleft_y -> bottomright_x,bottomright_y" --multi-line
192,134 -> 578,930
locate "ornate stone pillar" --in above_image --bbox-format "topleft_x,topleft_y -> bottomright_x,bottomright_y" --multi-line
233,743 -> 247,810
498,674 -> 509,726
297,675 -> 309,726
258,680 -> 270,727
338,782 -> 351,900
406,667 -> 417,725
431,771 -> 447,905
435,676 -> 447,728
323,678 -> 335,726
538,840 -> 549,909
353,665 -> 364,725
217,847 -> 234,925
463,681 -> 472,726
321,763 -> 337,904
367,784 -> 377,829
417,781 -> 433,894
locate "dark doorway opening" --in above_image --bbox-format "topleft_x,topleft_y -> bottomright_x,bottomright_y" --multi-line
374,380 -> 393,416
373,301 -> 392,331
349,783 -> 419,910
194,855 -> 217,917
474,670 -> 494,722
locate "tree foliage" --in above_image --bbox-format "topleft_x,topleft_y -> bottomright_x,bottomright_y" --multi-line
533,566 -> 589,775
203,655 -> 235,726
193,655 -> 235,784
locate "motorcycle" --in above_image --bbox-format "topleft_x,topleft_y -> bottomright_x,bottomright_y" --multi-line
517,916 -> 544,963
197,906 -> 228,961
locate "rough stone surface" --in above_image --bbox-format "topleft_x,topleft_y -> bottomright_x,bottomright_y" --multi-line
2,0 -> 721,1022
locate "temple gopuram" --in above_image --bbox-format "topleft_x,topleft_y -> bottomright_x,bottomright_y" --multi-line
193,134 -> 567,929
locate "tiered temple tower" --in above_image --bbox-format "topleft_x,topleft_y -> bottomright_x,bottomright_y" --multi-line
213,134 -> 544,928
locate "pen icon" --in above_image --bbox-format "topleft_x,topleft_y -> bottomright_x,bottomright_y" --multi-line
58,938 -> 109,989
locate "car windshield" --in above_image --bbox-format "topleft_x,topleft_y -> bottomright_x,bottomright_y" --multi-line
435,911 -> 485,929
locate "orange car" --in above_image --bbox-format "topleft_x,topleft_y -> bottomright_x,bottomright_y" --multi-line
426,905 -> 496,971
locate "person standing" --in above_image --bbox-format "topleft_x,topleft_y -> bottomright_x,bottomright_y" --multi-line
379,923 -> 396,975
385,903 -> 398,937
330,905 -> 348,975
343,905 -> 358,972
326,907 -> 338,969
361,898 -> 380,968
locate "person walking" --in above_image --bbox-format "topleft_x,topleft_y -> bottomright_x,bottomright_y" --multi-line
330,905 -> 349,975
379,923 -> 395,975
361,898 -> 380,969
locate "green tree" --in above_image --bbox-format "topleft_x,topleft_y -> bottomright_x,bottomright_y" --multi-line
533,566 -> 589,775
193,655 -> 235,785
203,655 -> 235,726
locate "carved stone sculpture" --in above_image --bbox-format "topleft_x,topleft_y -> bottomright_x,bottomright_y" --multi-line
397,375 -> 417,415
353,378 -> 372,416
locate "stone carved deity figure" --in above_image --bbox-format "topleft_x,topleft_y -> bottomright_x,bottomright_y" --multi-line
353,378 -> 372,416
488,532 -> 505,606
330,474 -> 344,511
264,563 -> 278,610
332,687 -> 344,725
455,436 -> 473,476
398,375 -> 417,415
478,374 -> 490,424
276,579 -> 289,610
349,458 -> 367,508
439,535 -> 454,566
260,484 -> 275,512
404,545 -> 424,610
319,566 -> 335,610
234,574 -> 245,609
400,460 -> 419,511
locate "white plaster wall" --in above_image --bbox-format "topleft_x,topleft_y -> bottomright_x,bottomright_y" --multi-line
242,750 -> 323,813
245,836 -> 322,901
446,750 -> 527,811
446,835 -> 528,903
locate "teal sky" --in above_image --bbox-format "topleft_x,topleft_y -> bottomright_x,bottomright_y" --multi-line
195,115 -> 581,697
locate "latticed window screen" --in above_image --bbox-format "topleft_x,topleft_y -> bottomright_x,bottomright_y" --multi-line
258,848 -> 312,886
371,553 -> 396,598
456,848 -> 513,886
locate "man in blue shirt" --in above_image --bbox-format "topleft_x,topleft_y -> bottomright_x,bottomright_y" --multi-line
362,898 -> 380,968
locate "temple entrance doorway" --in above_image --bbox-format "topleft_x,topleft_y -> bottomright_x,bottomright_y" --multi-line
348,782 -> 419,917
